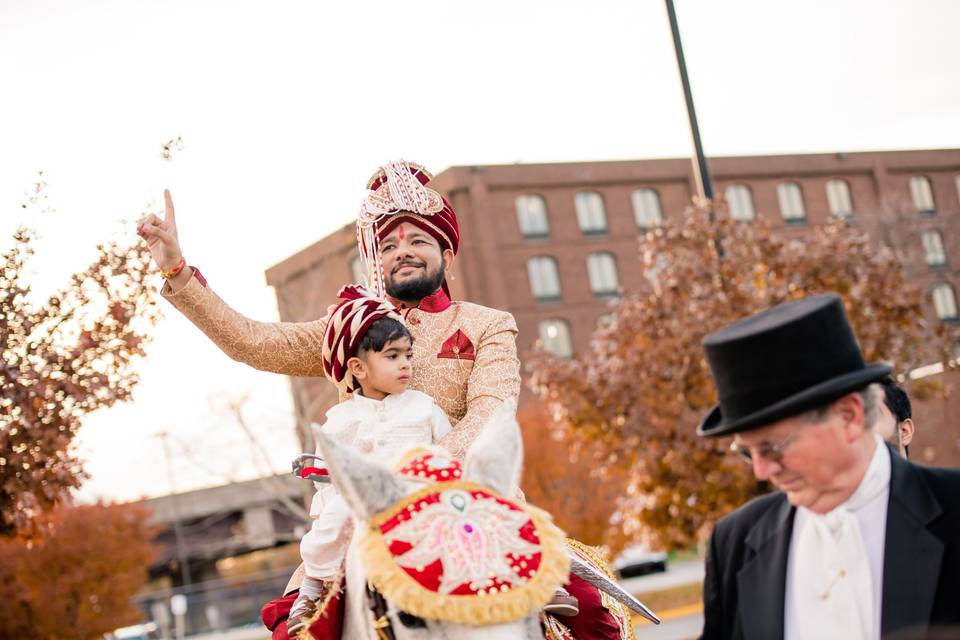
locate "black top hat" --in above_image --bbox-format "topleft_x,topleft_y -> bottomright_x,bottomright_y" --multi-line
697,294 -> 892,437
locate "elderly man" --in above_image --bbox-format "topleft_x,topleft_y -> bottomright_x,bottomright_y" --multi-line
697,294 -> 960,640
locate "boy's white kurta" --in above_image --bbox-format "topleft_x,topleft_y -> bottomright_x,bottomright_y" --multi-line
300,389 -> 451,579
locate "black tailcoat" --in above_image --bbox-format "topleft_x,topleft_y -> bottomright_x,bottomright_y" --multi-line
702,449 -> 960,639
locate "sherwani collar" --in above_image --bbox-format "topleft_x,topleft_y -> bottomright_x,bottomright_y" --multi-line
880,447 -> 944,636
389,288 -> 452,314
737,493 -> 795,640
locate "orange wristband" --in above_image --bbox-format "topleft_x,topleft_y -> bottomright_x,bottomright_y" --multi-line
160,257 -> 186,279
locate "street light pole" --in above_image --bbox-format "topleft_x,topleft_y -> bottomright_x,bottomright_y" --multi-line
664,0 -> 714,201
158,432 -> 193,587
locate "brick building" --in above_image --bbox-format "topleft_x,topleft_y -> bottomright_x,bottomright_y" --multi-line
265,149 -> 960,466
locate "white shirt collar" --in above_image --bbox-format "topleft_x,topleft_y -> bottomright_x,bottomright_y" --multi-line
841,433 -> 892,513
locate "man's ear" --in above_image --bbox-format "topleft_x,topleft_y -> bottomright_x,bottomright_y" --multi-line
836,392 -> 865,441
347,356 -> 366,381
442,248 -> 455,272
900,418 -> 915,447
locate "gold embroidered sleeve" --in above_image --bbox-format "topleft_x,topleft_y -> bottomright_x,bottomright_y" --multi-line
438,311 -> 521,458
161,271 -> 328,377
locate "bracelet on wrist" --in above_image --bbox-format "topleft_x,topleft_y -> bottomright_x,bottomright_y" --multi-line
160,257 -> 186,279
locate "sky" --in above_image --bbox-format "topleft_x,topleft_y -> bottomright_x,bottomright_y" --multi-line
1,0 -> 958,501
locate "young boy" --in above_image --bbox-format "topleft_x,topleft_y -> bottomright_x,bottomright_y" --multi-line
287,286 -> 452,633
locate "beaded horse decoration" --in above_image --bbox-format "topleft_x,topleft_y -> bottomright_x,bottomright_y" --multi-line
314,401 -> 570,636
361,447 -> 568,624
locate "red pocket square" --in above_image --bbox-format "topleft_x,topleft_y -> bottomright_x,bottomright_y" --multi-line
437,329 -> 476,361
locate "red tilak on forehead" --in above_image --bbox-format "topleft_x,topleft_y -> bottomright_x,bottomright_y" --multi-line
397,224 -> 405,240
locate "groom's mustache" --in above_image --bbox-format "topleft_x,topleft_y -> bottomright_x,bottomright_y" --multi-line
392,260 -> 425,274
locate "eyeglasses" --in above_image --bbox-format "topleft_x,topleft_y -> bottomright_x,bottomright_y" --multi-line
730,425 -> 805,464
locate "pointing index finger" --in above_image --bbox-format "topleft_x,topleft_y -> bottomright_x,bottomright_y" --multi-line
163,189 -> 176,224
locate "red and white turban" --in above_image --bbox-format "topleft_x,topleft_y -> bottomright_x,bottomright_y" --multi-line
322,284 -> 404,395
356,160 -> 461,297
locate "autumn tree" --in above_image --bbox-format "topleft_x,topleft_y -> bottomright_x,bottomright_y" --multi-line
1,215 -> 160,536
528,200 -> 951,551
0,501 -> 159,639
519,400 -> 631,554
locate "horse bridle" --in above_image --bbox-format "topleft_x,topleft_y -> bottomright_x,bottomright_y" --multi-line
366,581 -> 547,639
366,581 -> 426,639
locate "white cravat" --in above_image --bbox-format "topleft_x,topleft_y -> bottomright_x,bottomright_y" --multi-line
785,435 -> 890,640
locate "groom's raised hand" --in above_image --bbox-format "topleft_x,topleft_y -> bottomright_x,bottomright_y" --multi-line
137,189 -> 180,269
137,190 -> 191,289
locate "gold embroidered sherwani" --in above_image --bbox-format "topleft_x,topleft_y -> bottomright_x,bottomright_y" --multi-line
161,271 -> 521,458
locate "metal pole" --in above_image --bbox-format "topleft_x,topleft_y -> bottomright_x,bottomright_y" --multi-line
664,0 -> 714,201
158,432 -> 193,587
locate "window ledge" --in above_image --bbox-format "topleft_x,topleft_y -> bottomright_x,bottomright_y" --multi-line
593,291 -> 620,300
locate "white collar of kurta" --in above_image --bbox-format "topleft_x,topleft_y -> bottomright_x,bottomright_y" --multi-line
792,434 -> 890,640
351,390 -> 410,411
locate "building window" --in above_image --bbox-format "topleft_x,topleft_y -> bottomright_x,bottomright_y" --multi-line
910,176 -> 936,214
574,192 -> 608,235
516,194 -> 550,238
826,179 -> 854,219
632,188 -> 663,228
350,255 -> 367,285
777,182 -> 806,223
539,319 -> 573,359
933,284 -> 958,320
725,184 -> 755,221
586,252 -> 620,297
527,256 -> 562,302
923,230 -> 947,267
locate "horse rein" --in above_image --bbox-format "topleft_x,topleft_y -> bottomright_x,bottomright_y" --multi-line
366,581 -> 396,640
367,581 -> 433,638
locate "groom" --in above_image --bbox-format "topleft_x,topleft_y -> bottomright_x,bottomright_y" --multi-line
137,160 -> 630,639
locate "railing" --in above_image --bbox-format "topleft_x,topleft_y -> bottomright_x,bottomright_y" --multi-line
134,567 -> 295,637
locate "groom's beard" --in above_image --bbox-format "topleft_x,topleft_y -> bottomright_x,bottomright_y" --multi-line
386,262 -> 446,301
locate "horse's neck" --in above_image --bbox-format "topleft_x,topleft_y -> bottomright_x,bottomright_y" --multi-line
342,531 -> 374,640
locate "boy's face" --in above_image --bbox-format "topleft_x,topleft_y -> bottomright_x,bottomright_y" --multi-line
353,336 -> 414,398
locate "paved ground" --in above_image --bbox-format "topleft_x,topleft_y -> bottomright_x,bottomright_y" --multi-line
636,611 -> 704,639
625,557 -> 705,640
187,626 -> 269,639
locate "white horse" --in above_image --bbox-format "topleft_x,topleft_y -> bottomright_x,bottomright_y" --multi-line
314,401 -> 566,640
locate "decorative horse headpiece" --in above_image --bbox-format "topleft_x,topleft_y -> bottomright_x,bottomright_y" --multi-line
314,401 -> 570,625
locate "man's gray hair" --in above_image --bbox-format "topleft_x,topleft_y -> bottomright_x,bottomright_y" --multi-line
800,383 -> 880,429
